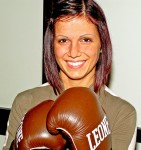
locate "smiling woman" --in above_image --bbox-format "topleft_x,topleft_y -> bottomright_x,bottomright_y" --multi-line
3,0 -> 137,150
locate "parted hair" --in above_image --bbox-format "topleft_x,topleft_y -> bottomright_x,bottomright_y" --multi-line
44,0 -> 112,94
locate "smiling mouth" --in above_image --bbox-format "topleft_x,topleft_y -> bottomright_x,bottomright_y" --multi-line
67,61 -> 86,68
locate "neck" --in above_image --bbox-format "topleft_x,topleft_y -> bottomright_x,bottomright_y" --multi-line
61,75 -> 95,90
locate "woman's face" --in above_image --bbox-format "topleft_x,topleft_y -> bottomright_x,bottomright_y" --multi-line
54,16 -> 101,85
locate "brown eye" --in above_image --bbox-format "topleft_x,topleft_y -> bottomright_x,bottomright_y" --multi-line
81,38 -> 92,43
58,39 -> 68,43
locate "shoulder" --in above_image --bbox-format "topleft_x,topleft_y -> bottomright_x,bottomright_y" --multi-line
12,83 -> 57,115
99,86 -> 137,129
100,86 -> 136,113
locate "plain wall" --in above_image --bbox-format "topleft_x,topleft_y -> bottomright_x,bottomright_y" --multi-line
0,0 -> 43,108
0,0 -> 43,148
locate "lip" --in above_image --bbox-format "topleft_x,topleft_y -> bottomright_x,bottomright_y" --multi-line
66,60 -> 86,69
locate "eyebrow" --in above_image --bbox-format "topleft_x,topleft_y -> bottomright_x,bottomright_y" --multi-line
55,34 -> 95,38
80,34 -> 95,37
55,35 -> 69,38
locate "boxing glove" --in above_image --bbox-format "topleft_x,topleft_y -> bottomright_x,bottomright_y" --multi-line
47,87 -> 111,150
12,100 -> 66,150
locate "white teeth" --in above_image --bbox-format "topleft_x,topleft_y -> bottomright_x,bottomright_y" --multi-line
67,61 -> 84,67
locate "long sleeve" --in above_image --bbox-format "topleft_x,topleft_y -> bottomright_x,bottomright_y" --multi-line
98,87 -> 137,150
3,85 -> 55,150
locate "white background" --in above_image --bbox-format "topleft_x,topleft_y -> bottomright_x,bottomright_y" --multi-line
0,0 -> 140,149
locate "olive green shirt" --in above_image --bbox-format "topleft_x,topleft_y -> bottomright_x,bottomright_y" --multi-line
3,84 -> 136,150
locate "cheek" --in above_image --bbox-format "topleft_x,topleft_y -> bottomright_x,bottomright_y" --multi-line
54,45 -> 66,59
90,52 -> 100,65
86,45 -> 100,61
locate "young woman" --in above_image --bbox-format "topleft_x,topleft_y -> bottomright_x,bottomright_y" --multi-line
3,0 -> 136,149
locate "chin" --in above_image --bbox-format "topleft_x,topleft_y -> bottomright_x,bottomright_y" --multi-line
68,74 -> 85,80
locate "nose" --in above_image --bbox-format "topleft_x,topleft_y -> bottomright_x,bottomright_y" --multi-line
68,42 -> 81,58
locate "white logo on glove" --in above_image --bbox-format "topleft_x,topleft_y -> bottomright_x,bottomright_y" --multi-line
16,117 -> 24,148
86,115 -> 111,150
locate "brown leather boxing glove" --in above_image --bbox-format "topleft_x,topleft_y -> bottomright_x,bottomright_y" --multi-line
47,87 -> 111,150
12,100 -> 66,150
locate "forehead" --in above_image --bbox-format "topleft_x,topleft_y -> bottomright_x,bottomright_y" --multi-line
54,15 -> 98,35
